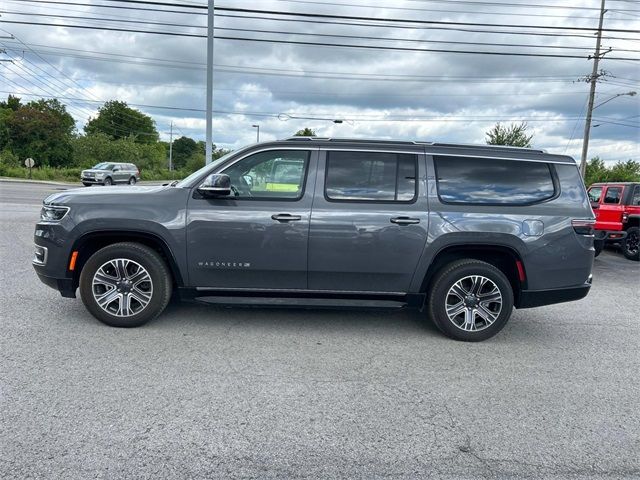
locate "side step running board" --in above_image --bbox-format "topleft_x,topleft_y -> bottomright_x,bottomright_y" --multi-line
195,296 -> 408,309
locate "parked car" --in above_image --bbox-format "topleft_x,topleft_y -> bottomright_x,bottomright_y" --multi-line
81,162 -> 140,186
587,182 -> 640,261
33,138 -> 595,341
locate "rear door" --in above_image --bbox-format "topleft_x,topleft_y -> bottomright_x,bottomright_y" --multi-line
307,148 -> 428,293
599,185 -> 625,230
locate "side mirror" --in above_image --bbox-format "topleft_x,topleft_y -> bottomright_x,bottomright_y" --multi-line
198,173 -> 232,197
113,167 -> 121,172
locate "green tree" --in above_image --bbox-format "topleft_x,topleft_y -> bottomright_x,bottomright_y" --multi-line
584,157 -> 640,186
294,127 -> 316,137
171,136 -> 199,169
84,100 -> 159,144
5,98 -> 75,167
486,122 -> 533,147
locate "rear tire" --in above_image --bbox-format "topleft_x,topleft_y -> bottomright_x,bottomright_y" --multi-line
103,177 -> 113,186
129,176 -> 137,185
621,227 -> 639,261
79,242 -> 172,327
427,259 -> 514,342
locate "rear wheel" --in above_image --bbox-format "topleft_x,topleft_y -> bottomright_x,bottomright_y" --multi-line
622,227 -> 639,261
79,242 -> 172,327
103,177 -> 113,186
427,259 -> 514,342
128,176 -> 137,185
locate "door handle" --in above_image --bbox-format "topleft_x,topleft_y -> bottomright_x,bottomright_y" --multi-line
271,213 -> 302,222
390,216 -> 420,225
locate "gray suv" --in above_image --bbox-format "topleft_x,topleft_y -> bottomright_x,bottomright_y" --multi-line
81,162 -> 140,186
33,138 -> 595,341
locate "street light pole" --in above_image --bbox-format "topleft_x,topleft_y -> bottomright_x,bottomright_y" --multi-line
205,0 -> 214,164
252,124 -> 260,142
579,0 -> 606,178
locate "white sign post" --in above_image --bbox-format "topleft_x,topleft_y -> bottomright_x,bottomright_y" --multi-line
24,158 -> 35,179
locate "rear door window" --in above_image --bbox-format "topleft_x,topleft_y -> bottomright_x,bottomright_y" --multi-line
434,156 -> 556,205
631,186 -> 640,206
604,187 -> 623,204
325,151 -> 417,202
588,187 -> 603,203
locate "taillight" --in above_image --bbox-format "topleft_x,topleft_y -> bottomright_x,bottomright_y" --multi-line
572,219 -> 595,236
622,212 -> 629,223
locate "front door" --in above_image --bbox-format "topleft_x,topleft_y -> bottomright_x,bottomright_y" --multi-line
599,185 -> 625,230
307,149 -> 429,293
186,148 -> 317,289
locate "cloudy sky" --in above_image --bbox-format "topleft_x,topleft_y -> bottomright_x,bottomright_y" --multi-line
1,0 -> 638,161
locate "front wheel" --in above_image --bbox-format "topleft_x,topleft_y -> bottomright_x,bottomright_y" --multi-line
427,259 -> 514,342
103,177 -> 113,186
594,238 -> 604,258
79,242 -> 172,327
622,227 -> 639,261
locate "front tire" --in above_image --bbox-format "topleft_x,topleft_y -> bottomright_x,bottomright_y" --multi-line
103,177 -> 113,186
594,238 -> 604,258
622,227 -> 639,261
427,259 -> 514,342
82,182 -> 92,187
79,242 -> 172,327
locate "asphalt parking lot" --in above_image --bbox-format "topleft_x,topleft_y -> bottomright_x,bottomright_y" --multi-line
1,180 -> 639,479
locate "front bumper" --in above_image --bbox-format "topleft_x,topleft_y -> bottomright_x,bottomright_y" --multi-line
517,275 -> 592,308
35,272 -> 76,298
81,177 -> 104,184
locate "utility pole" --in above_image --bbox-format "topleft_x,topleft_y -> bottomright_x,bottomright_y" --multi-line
168,121 -> 173,171
579,0 -> 606,178
252,124 -> 260,143
205,0 -> 214,164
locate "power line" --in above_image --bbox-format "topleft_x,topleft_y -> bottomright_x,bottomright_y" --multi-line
3,20 -> 638,61
7,11 -> 638,53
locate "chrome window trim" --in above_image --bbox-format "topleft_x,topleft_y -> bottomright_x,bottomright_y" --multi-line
183,146 -> 318,189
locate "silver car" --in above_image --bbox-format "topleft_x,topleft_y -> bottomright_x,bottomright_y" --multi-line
81,162 -> 140,186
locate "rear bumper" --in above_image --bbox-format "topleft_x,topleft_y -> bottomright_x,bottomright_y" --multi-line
594,230 -> 627,241
517,276 -> 592,308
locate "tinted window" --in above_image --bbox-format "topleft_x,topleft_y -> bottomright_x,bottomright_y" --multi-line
325,151 -> 417,202
222,150 -> 309,199
632,186 -> 640,206
434,156 -> 555,205
588,187 -> 602,203
604,187 -> 622,204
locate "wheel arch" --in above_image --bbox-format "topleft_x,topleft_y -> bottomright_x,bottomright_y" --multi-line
69,230 -> 184,289
419,243 -> 526,306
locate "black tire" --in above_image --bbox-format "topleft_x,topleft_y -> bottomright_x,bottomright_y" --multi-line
621,227 -> 640,261
82,182 -> 92,187
594,238 -> 604,258
103,177 -> 113,186
427,259 -> 514,342
128,176 -> 137,185
79,242 -> 172,327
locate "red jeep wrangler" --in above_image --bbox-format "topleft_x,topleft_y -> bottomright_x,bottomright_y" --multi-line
587,182 -> 640,261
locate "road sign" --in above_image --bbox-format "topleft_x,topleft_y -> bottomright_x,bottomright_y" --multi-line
24,158 -> 35,168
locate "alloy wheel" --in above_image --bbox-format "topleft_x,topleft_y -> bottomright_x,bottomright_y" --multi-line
445,275 -> 503,332
92,258 -> 153,317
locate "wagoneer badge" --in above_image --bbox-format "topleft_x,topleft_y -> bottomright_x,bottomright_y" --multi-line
198,261 -> 251,269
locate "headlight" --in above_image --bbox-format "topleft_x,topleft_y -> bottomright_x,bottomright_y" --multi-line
41,205 -> 70,221
95,172 -> 104,178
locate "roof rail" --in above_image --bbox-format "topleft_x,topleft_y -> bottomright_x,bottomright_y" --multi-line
282,137 -> 546,153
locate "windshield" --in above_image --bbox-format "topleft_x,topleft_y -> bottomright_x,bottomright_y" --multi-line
176,150 -> 237,188
92,163 -> 114,170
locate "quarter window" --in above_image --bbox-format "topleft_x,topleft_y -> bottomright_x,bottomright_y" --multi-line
604,187 -> 622,204
588,187 -> 602,203
221,150 -> 309,200
434,156 -> 556,205
325,151 -> 417,202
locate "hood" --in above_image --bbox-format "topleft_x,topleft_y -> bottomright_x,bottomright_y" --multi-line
44,185 -> 168,206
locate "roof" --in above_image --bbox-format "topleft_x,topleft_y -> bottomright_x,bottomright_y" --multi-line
268,137 -> 575,164
590,182 -> 640,186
